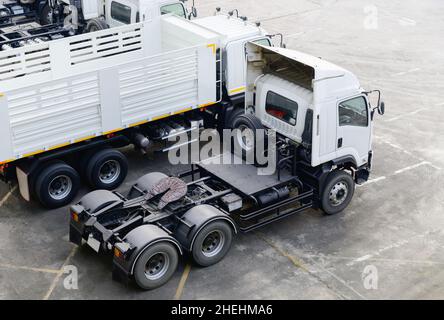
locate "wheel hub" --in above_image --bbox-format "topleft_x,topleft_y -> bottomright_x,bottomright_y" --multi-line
48,175 -> 72,200
329,182 -> 349,207
202,230 -> 225,258
99,160 -> 121,184
236,125 -> 255,152
145,253 -> 170,281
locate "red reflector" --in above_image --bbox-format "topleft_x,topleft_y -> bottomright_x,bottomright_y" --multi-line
71,212 -> 79,222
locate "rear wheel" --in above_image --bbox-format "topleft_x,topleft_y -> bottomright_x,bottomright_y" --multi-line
133,242 -> 179,290
34,162 -> 80,208
85,149 -> 128,190
192,221 -> 233,267
321,171 -> 355,215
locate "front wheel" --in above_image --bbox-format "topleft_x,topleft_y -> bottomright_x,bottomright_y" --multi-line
321,171 -> 355,215
133,242 -> 179,290
192,221 -> 234,267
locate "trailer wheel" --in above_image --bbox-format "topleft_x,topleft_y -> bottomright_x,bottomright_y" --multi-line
34,162 -> 80,209
85,149 -> 128,190
133,242 -> 179,290
232,114 -> 265,163
86,18 -> 109,33
321,171 -> 355,215
192,221 -> 233,267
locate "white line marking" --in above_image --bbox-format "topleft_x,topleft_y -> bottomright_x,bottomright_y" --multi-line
0,263 -> 60,274
394,161 -> 432,175
393,67 -> 420,77
385,108 -> 427,122
0,185 -> 17,207
43,246 -> 78,300
355,255 -> 373,263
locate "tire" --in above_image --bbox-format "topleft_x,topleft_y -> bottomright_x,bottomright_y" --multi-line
133,242 -> 179,290
85,149 -> 128,190
40,4 -> 53,25
86,18 -> 109,33
231,114 -> 265,163
79,190 -> 121,214
192,221 -> 234,267
34,162 -> 80,209
226,107 -> 245,129
128,172 -> 168,199
321,170 -> 355,215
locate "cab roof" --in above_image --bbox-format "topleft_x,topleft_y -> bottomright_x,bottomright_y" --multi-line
193,15 -> 265,44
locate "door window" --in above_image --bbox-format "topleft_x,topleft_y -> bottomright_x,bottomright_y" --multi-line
266,91 -> 298,126
339,96 -> 368,127
111,1 -> 132,24
253,38 -> 272,47
161,3 -> 186,18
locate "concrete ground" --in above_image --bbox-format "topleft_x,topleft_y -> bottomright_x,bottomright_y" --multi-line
1,0 -> 444,300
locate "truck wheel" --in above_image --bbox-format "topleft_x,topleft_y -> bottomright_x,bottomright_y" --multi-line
86,18 -> 109,33
35,162 -> 80,209
321,171 -> 355,215
79,190 -> 121,214
232,114 -> 265,163
133,242 -> 179,290
85,149 -> 128,190
192,221 -> 233,267
40,4 -> 53,25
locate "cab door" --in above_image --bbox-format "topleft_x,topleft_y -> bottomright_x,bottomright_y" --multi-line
336,95 -> 372,167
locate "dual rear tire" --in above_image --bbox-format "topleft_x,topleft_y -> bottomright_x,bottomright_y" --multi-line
33,149 -> 128,208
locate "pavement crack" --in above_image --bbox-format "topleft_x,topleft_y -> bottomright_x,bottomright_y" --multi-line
256,232 -> 366,300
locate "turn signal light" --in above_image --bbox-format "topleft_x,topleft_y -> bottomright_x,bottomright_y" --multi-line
114,247 -> 123,259
71,212 -> 79,222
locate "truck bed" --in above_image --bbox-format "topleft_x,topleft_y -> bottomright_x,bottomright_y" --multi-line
0,16 -> 220,164
198,153 -> 294,196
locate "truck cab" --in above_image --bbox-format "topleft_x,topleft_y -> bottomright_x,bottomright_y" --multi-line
103,0 -> 188,28
193,13 -> 272,106
242,43 -> 385,180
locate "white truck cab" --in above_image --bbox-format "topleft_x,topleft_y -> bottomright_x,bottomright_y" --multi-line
244,43 -> 385,173
193,13 -> 272,104
103,0 -> 188,27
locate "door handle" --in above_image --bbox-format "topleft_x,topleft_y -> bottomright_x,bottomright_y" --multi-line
338,138 -> 343,148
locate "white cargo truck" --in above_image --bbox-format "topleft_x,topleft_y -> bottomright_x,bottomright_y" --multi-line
0,8 -> 284,208
69,43 -> 385,291
0,13 -> 223,208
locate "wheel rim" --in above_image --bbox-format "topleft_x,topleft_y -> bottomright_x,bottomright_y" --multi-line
99,160 -> 121,184
48,175 -> 72,200
236,124 -> 255,152
144,253 -> 170,281
329,181 -> 349,207
202,230 -> 225,258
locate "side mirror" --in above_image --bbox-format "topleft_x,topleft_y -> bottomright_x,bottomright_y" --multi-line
378,101 -> 385,116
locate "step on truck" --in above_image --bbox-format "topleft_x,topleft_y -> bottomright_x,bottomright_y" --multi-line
0,9 -> 280,208
69,43 -> 385,290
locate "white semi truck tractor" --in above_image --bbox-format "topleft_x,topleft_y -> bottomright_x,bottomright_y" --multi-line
69,42 -> 385,291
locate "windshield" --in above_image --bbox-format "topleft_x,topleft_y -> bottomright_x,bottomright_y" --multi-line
160,3 -> 186,19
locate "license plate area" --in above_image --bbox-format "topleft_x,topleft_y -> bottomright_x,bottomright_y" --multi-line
87,235 -> 101,253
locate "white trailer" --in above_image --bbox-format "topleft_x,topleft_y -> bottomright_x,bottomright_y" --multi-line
0,14 -> 222,208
